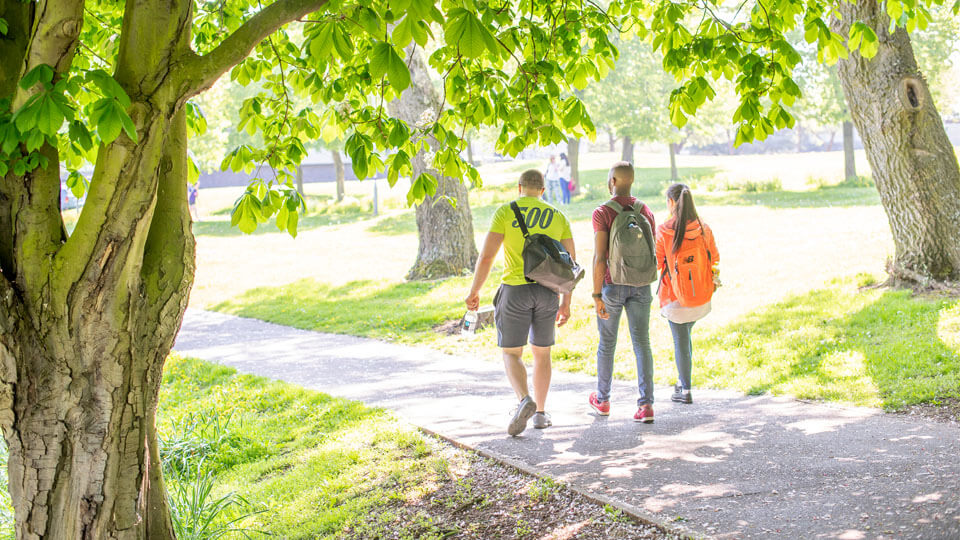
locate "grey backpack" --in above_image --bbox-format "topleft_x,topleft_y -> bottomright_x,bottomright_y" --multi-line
605,200 -> 657,286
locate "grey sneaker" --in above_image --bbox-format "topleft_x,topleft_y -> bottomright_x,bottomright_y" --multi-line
533,412 -> 552,429
508,396 -> 537,436
672,383 -> 692,404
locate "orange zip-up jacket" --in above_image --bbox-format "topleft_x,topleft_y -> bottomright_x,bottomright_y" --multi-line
655,217 -> 720,308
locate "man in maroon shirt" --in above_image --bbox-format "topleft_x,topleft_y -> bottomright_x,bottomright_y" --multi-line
588,161 -> 657,423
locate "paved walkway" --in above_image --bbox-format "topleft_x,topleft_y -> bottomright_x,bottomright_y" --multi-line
174,310 -> 960,540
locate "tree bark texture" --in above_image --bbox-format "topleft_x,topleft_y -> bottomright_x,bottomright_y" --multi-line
332,150 -> 345,202
842,120 -> 857,180
0,0 -> 273,533
390,49 -> 477,280
567,137 -> 580,196
833,1 -> 960,283
621,135 -> 634,163
669,143 -> 679,182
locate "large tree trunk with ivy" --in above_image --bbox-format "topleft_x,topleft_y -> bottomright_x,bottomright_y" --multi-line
833,2 -> 960,284
842,120 -> 857,180
332,149 -> 345,202
391,49 -> 477,280
621,135 -> 633,163
0,0 -> 327,536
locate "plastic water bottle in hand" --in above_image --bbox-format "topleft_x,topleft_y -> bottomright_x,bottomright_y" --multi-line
462,310 -> 478,337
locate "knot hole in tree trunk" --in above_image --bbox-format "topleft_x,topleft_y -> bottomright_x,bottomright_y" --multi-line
899,77 -> 923,111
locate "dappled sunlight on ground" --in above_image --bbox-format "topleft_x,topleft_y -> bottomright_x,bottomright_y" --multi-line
642,482 -> 742,513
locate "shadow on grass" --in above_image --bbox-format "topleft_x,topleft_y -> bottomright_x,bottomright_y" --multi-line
212,277 -> 471,341
698,283 -> 960,408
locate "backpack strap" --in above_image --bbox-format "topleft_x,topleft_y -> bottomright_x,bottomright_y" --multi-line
604,200 -> 625,213
697,217 -> 713,262
509,201 -> 530,238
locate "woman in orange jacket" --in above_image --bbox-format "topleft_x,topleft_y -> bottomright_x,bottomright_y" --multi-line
655,183 -> 719,405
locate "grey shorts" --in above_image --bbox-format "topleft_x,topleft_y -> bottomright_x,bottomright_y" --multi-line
493,283 -> 560,348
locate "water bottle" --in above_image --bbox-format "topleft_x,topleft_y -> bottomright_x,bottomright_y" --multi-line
462,310 -> 478,337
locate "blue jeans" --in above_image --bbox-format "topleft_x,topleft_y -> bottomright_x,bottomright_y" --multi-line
596,284 -> 654,406
559,178 -> 571,204
669,321 -> 695,390
545,179 -> 562,206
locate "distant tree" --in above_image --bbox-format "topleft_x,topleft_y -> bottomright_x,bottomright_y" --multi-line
583,38 -> 679,174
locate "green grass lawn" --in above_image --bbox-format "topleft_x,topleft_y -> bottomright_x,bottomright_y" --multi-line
162,356 -> 457,538
215,275 -> 960,410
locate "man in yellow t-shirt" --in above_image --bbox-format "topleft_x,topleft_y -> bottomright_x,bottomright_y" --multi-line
465,169 -> 576,437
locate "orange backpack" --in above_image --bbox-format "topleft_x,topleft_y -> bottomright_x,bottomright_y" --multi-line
662,220 -> 714,307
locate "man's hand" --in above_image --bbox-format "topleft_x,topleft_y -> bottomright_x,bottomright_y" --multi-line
556,303 -> 571,327
465,291 -> 480,311
594,298 -> 609,320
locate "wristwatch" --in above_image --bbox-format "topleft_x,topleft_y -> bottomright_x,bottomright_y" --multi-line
592,293 -> 602,299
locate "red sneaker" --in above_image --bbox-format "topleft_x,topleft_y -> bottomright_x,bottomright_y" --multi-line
634,404 -> 654,424
588,392 -> 610,416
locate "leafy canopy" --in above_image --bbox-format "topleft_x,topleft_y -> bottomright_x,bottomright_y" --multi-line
2,0 -> 957,235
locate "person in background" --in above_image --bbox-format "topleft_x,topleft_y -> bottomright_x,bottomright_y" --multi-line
465,169 -> 576,436
655,183 -> 720,405
559,153 -> 572,205
544,155 -> 563,206
187,180 -> 199,221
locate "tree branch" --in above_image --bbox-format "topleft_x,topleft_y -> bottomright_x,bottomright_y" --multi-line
139,108 -> 195,329
183,0 -> 329,96
11,0 -> 84,109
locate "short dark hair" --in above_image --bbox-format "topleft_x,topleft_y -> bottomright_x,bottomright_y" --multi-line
608,161 -> 634,182
519,169 -> 545,190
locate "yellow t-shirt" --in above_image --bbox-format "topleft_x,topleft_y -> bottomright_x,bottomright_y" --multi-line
490,196 -> 573,285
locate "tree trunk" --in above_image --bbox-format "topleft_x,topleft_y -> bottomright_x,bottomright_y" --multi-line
621,135 -> 634,163
669,143 -> 679,182
567,137 -> 580,195
466,138 -> 475,166
296,165 -> 304,196
0,0 -> 202,536
332,150 -> 345,202
842,120 -> 857,180
608,131 -> 616,152
391,48 -> 477,280
833,1 -> 960,283
826,130 -> 837,152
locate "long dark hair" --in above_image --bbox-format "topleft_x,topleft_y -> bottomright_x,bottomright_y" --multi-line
666,183 -> 699,253
560,153 -> 569,166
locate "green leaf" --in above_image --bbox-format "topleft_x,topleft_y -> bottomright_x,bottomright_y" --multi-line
66,170 -> 88,198
444,9 -> 493,59
0,18 -> 8,36
332,24 -> 354,60
35,95 -> 64,136
89,99 -> 122,143
858,26 -> 879,58
392,16 -> 414,48
370,42 -> 411,91
87,70 -> 132,108
19,65 -> 54,90
389,121 -> 409,147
